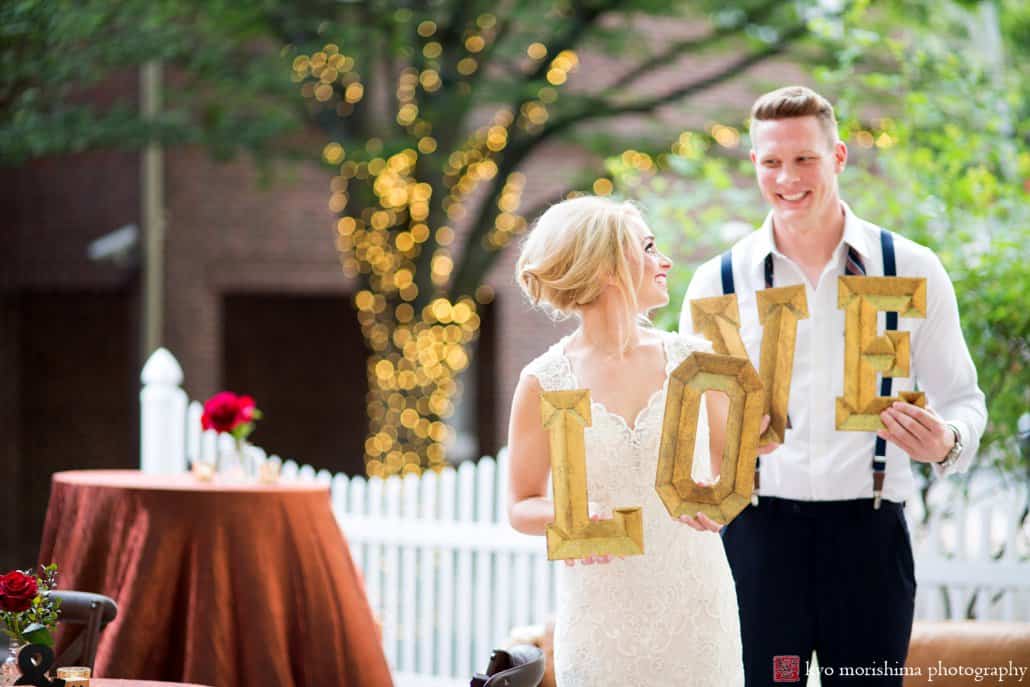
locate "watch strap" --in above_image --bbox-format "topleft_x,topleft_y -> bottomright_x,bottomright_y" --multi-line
939,423 -> 963,468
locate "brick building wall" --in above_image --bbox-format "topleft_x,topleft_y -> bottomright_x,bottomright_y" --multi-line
0,143 -> 142,570
161,147 -> 349,398
0,294 -> 21,572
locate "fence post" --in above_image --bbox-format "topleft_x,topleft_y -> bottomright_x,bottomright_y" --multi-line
140,347 -> 187,474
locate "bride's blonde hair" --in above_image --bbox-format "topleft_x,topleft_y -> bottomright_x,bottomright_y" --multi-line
516,195 -> 646,323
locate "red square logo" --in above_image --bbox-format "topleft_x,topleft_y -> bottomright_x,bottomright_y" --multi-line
773,655 -> 801,682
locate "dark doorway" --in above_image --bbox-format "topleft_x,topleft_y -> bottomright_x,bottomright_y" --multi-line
17,291 -> 136,567
222,294 -> 369,476
471,301 -> 499,458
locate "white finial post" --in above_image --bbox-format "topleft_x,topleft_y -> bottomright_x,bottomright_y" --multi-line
140,348 -> 187,474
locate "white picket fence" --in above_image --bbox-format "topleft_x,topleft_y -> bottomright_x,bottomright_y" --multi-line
139,348 -> 1030,687
325,451 -> 551,685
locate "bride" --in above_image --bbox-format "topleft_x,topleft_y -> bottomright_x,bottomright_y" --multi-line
507,196 -> 764,686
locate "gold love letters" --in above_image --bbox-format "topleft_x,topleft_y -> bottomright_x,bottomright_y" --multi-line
691,276 -> 928,435
542,389 -> 645,561
655,352 -> 764,525
837,276 -> 927,430
755,286 -> 808,443
689,295 -> 748,358
692,285 -> 808,444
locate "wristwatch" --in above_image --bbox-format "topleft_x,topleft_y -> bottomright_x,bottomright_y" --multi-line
937,423 -> 964,470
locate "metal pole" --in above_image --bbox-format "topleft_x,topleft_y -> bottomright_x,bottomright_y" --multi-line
141,60 -> 165,357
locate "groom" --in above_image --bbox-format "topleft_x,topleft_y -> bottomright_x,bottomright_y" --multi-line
679,86 -> 986,685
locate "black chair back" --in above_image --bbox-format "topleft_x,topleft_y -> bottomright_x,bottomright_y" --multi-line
470,645 -> 545,687
46,590 -> 118,670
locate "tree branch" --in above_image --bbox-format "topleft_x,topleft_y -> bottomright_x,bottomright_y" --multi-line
447,135 -> 540,298
448,22 -> 810,296
518,190 -> 571,227
443,1 -> 623,297
524,0 -> 623,83
608,0 -> 781,91
544,23 -> 810,142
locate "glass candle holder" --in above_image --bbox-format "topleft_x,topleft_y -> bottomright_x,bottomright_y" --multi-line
55,666 -> 90,687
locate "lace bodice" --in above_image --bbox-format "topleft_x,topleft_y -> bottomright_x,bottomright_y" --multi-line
520,329 -> 744,686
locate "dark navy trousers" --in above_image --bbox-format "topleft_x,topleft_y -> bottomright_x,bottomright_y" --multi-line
722,497 -> 916,686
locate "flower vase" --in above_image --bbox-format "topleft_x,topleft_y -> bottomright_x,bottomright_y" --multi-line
1,641 -> 23,687
217,438 -> 250,483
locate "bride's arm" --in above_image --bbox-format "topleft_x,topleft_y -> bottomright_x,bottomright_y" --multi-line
705,392 -> 778,480
507,374 -> 555,536
705,391 -> 728,479
682,394 -> 776,534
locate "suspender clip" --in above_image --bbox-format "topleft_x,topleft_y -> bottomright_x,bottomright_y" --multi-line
872,471 -> 886,510
752,462 -> 760,506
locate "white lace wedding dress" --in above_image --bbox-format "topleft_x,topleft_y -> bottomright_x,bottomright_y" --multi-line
520,329 -> 744,686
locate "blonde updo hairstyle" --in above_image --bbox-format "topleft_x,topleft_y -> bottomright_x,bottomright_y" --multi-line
516,195 -> 647,324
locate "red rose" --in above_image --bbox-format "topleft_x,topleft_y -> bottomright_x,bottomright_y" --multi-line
201,392 -> 259,434
201,392 -> 244,433
0,571 -> 38,613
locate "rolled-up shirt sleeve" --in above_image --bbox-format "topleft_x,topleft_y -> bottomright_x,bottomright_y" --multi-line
912,248 -> 988,478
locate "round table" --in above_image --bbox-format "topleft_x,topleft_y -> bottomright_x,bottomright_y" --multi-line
38,470 -> 392,687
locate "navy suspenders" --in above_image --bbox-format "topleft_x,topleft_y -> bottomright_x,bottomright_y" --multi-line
719,229 -> 897,508
720,250 -> 735,294
873,229 -> 898,508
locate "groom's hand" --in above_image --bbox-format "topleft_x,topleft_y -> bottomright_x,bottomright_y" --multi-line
878,402 -> 955,463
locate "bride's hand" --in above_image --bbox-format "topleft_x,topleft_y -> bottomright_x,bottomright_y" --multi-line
564,511 -> 617,566
677,510 -> 723,532
677,415 -> 776,534
673,484 -> 724,532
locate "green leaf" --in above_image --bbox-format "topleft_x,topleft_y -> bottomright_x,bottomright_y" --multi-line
21,624 -> 53,647
23,628 -> 54,647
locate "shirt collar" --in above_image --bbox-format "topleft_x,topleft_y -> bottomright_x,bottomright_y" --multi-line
749,201 -> 873,273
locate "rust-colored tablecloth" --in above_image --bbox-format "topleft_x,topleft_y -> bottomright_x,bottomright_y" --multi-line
38,470 -> 392,687
92,680 -> 212,687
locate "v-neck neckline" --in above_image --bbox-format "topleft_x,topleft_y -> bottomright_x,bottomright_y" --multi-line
558,331 -> 671,433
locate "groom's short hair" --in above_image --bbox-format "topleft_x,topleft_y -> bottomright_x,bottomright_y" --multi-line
749,86 -> 839,146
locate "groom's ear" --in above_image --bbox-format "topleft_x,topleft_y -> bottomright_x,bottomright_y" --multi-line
833,140 -> 848,173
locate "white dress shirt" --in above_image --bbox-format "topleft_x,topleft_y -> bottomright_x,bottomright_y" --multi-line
679,202 -> 987,503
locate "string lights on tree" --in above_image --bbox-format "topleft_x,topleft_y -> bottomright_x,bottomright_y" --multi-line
290,19 -> 576,476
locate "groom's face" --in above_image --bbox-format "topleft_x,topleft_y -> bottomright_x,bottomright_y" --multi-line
750,115 -> 847,227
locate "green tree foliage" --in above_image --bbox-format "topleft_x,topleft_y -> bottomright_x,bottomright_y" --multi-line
0,0 -> 301,164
